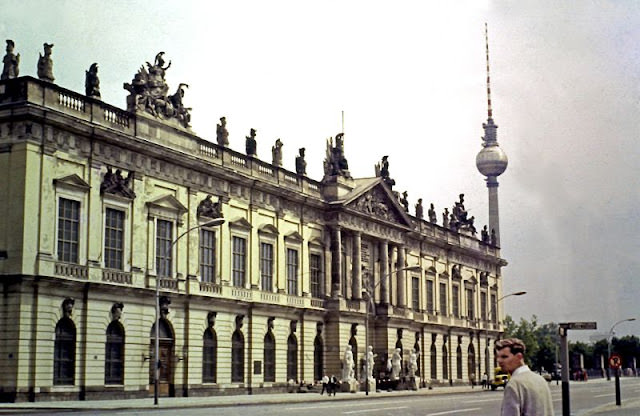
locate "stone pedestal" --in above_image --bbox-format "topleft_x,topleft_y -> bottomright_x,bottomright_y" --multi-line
341,379 -> 358,392
408,376 -> 420,390
360,379 -> 376,393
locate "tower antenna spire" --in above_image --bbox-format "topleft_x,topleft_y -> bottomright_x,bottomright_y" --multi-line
485,22 -> 493,119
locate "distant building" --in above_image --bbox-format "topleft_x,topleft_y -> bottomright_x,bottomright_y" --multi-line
0,59 -> 506,402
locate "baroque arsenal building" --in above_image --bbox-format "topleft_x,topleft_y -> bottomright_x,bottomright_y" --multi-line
0,47 -> 507,402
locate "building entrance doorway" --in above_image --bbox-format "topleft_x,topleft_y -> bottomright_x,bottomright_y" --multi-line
149,319 -> 175,397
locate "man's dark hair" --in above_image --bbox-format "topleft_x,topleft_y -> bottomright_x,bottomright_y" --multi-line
495,338 -> 526,355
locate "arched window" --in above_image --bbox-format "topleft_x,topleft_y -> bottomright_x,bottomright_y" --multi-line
232,330 -> 244,383
105,321 -> 125,385
314,335 -> 324,382
468,343 -> 476,383
456,345 -> 463,379
203,328 -> 217,383
264,332 -> 275,382
442,345 -> 449,380
430,342 -> 437,379
287,334 -> 298,382
54,317 -> 76,385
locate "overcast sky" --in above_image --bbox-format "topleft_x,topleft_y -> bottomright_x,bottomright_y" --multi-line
4,0 -> 639,342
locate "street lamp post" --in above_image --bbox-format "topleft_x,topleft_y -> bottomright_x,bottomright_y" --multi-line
362,265 -> 421,396
606,318 -> 636,381
154,217 -> 225,405
487,291 -> 526,369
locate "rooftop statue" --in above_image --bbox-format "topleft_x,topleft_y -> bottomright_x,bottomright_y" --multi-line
1,39 -> 20,80
246,128 -> 257,156
323,132 -> 350,178
272,138 -> 283,166
85,63 -> 101,98
216,116 -> 229,146
375,155 -> 396,189
415,198 -> 424,219
400,191 -> 409,212
37,43 -> 54,82
450,193 -> 476,234
123,52 -> 191,128
428,203 -> 437,224
295,147 -> 306,176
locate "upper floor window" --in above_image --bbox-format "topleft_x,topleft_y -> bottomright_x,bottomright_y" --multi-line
426,280 -> 434,313
200,229 -> 217,283
156,219 -> 173,277
232,236 -> 247,287
286,248 -> 299,295
480,291 -> 487,320
260,242 -> 274,291
104,208 -> 125,270
452,285 -> 460,318
310,253 -> 323,298
58,198 -> 80,263
439,282 -> 448,316
466,288 -> 475,320
412,276 -> 420,310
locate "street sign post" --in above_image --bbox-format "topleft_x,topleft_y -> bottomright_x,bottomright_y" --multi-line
558,322 -> 597,416
609,354 -> 623,406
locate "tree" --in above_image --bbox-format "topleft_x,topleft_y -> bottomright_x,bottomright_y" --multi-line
503,315 -> 559,372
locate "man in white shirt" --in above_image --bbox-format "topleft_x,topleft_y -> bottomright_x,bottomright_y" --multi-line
496,338 -> 554,416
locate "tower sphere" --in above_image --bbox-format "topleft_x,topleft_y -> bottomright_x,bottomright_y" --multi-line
476,144 -> 508,177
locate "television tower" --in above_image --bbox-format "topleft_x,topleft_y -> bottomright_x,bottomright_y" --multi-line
476,23 -> 508,246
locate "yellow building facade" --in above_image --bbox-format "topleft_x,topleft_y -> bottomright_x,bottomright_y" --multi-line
0,75 -> 506,402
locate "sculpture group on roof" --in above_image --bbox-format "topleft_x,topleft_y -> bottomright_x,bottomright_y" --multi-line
323,132 -> 350,178
375,155 -> 396,189
123,52 -> 191,128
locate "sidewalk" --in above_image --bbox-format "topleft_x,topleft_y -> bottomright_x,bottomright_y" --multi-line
581,398 -> 640,416
0,384 -> 479,412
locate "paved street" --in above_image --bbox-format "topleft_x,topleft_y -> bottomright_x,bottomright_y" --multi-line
1,378 -> 638,415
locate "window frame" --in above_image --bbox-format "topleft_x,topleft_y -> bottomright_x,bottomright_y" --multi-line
200,228 -> 217,283
232,235 -> 247,287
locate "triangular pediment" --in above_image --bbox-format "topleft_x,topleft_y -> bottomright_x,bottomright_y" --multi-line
258,224 -> 279,235
146,195 -> 188,214
343,178 -> 413,226
285,231 -> 303,243
53,174 -> 90,191
229,217 -> 252,230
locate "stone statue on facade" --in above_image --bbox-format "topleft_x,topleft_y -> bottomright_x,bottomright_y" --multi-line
390,348 -> 402,380
365,345 -> 375,381
123,52 -> 192,128
216,116 -> 229,146
37,43 -> 54,82
85,63 -> 101,98
342,345 -> 355,382
62,298 -> 75,318
323,133 -> 350,178
400,191 -> 409,212
442,207 -> 449,229
490,228 -> 497,246
110,302 -> 124,321
408,349 -> 418,378
272,138 -> 283,166
246,128 -> 257,156
1,39 -> 20,80
197,195 -> 222,219
375,155 -> 396,189
481,225 -> 490,243
100,167 -> 136,199
428,203 -> 437,224
295,147 -> 306,175
415,198 -> 423,219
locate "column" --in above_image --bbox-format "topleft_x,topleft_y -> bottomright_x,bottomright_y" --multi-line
379,240 -> 389,304
352,232 -> 362,299
331,226 -> 342,299
396,245 -> 406,308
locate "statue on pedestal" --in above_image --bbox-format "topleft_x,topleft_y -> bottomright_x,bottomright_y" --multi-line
246,128 -> 257,157
85,63 -> 101,98
428,203 -> 437,224
1,39 -> 20,80
342,345 -> 355,382
272,138 -> 283,166
391,348 -> 402,380
37,43 -> 54,82
295,147 -> 306,175
216,116 -> 229,146
408,349 -> 418,378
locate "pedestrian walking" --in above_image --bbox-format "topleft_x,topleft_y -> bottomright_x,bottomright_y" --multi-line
320,374 -> 329,395
496,338 -> 554,416
481,372 -> 488,390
